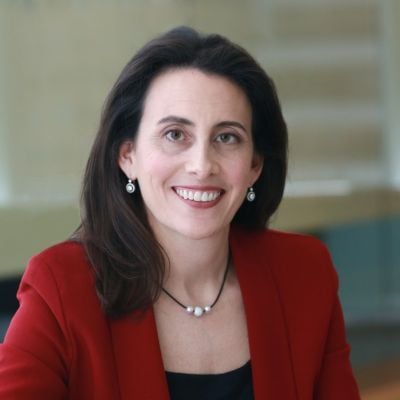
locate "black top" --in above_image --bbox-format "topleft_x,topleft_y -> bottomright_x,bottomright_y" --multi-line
165,361 -> 254,400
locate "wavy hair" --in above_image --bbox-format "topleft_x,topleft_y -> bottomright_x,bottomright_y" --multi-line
76,26 -> 287,318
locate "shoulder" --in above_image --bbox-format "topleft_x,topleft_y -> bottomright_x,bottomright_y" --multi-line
28,240 -> 88,267
231,225 -> 331,262
24,240 -> 92,284
230,226 -> 337,292
21,241 -> 97,313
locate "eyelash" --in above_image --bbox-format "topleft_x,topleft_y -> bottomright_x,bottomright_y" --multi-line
215,133 -> 240,144
165,129 -> 185,142
164,130 -> 240,144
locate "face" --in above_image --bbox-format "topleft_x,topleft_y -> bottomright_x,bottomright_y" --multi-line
119,68 -> 263,241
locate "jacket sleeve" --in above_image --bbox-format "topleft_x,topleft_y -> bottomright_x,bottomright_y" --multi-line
314,290 -> 361,399
0,257 -> 69,399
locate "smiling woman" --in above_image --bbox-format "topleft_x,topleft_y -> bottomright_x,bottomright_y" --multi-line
0,27 -> 360,399
118,68 -> 262,242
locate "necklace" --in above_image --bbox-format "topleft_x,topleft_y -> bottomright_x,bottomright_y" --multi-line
161,254 -> 231,317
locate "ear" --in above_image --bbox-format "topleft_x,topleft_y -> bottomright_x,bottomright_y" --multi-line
118,140 -> 136,179
250,152 -> 264,185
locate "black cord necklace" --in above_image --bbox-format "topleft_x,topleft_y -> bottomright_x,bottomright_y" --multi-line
161,254 -> 231,317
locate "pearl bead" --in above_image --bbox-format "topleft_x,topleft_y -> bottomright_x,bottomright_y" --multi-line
126,180 -> 136,194
247,191 -> 255,202
194,306 -> 204,317
186,306 -> 194,314
204,306 -> 211,313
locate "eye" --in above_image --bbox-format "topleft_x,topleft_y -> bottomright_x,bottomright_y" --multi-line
165,129 -> 185,142
215,133 -> 240,144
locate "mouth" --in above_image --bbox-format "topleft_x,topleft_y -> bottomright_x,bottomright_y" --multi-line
174,187 -> 223,203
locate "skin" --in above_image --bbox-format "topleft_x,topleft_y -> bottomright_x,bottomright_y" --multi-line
119,68 -> 263,373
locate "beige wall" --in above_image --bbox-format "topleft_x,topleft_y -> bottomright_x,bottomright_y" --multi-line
0,0 -> 398,276
382,0 -> 400,187
0,1 -> 384,204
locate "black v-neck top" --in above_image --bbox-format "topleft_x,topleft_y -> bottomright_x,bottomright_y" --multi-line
165,360 -> 254,400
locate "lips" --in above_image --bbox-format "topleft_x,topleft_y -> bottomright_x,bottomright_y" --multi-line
174,187 -> 223,202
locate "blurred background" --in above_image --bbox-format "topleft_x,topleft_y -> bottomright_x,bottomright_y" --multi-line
0,0 -> 399,398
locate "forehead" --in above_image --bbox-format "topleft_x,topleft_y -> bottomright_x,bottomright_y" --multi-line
140,68 -> 252,124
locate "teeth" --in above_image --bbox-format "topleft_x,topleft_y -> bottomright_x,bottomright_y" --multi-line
175,188 -> 221,202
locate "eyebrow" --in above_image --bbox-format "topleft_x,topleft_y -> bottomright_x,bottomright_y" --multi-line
157,115 -> 248,133
215,121 -> 248,133
158,116 -> 194,126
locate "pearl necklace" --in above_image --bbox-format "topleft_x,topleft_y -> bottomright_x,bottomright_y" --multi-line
161,255 -> 231,317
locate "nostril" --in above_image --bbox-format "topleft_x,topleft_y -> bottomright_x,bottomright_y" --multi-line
185,154 -> 219,177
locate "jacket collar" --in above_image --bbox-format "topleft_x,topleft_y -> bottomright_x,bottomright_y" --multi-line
110,309 -> 169,400
110,226 -> 296,399
230,227 -> 297,399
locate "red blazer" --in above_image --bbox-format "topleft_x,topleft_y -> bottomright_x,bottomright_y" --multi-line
0,227 -> 360,399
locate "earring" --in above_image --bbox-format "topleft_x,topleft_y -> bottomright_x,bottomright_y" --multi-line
247,187 -> 255,202
126,179 -> 136,194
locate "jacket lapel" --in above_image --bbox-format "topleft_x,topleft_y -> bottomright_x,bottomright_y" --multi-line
109,227 -> 297,399
110,308 -> 170,400
230,227 -> 298,399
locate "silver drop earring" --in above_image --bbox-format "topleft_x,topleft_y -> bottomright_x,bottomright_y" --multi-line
247,187 -> 255,202
126,179 -> 136,194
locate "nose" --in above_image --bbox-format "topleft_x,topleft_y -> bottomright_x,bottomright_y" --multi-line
185,142 -> 219,179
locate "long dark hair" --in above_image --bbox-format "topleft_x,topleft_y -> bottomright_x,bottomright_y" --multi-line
77,26 -> 288,318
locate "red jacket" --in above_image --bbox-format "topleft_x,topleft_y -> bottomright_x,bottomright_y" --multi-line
0,227 -> 360,399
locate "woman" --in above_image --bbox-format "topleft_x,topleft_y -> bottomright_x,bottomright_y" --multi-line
0,27 -> 360,399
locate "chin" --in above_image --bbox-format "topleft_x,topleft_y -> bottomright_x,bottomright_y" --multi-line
174,222 -> 230,241
147,211 -> 232,242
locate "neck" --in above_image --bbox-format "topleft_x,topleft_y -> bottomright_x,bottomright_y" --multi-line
154,227 -> 231,304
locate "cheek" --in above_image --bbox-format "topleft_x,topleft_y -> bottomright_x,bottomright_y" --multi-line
226,158 -> 255,187
137,152 -> 175,184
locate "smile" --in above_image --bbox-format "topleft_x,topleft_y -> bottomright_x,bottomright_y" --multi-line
174,188 -> 222,202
